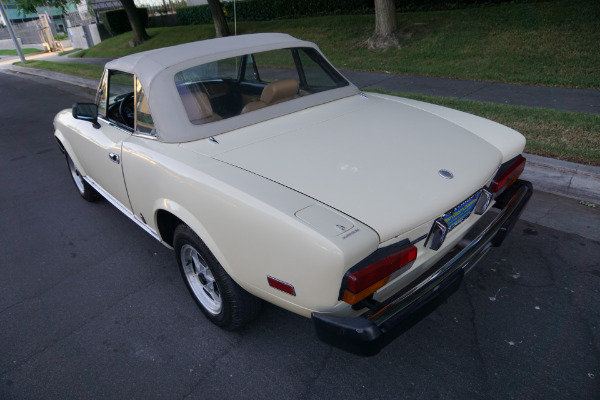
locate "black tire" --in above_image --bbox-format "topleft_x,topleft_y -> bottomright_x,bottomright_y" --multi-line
65,153 -> 100,202
173,224 -> 262,330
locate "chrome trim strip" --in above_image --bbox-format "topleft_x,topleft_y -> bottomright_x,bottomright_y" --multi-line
83,176 -> 160,241
98,116 -> 133,135
133,132 -> 158,140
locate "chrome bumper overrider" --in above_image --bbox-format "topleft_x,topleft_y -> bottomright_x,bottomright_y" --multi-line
312,180 -> 533,356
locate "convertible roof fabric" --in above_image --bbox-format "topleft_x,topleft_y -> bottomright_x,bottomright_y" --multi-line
106,34 -> 310,86
104,33 -> 358,142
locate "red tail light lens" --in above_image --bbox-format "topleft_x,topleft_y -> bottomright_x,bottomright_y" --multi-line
491,156 -> 526,193
343,245 -> 417,304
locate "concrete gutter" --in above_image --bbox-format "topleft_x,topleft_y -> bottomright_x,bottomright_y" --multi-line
4,63 -> 600,204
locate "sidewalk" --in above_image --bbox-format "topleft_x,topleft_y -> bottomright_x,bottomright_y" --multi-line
342,70 -> 600,115
2,50 -> 599,203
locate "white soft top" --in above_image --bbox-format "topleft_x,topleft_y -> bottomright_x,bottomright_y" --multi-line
104,33 -> 359,142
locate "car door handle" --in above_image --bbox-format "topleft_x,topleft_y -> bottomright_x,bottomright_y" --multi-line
109,153 -> 120,164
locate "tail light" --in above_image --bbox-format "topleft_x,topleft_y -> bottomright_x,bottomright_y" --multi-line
490,155 -> 526,194
342,245 -> 417,305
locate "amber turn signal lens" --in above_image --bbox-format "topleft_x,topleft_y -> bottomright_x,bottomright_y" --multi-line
343,278 -> 389,305
342,245 -> 417,305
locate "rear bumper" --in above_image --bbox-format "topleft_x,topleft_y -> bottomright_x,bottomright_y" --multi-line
312,179 -> 533,356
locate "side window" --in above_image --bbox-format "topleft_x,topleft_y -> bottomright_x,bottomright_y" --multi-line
107,71 -> 135,129
252,49 -> 300,83
298,49 -> 338,87
296,48 -> 349,93
135,77 -> 156,135
242,55 -> 259,82
96,71 -> 108,117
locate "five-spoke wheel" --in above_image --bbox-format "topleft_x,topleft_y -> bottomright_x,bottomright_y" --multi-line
180,244 -> 222,315
174,224 -> 262,329
65,153 -> 100,201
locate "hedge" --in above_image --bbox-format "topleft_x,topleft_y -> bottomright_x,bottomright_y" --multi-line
100,8 -> 149,36
176,0 -> 544,25
177,0 -> 372,25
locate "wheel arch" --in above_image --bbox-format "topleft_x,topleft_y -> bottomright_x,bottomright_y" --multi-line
154,201 -> 234,280
155,209 -> 182,248
54,129 -> 88,177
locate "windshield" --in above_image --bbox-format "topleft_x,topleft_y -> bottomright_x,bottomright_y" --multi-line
173,47 -> 349,125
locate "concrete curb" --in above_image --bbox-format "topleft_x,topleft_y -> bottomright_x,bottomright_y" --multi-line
8,65 -> 98,90
5,64 -> 600,204
522,153 -> 600,203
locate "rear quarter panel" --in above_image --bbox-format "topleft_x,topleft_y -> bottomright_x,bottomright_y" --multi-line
121,136 -> 380,317
370,93 -> 526,162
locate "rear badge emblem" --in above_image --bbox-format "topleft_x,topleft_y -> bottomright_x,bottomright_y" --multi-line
438,169 -> 454,179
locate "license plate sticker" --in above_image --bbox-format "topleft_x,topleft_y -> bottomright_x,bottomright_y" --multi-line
443,191 -> 481,231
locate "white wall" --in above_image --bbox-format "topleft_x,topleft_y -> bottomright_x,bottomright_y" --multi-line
0,38 -> 45,50
68,26 -> 87,49
67,23 -> 101,49
0,38 -> 23,50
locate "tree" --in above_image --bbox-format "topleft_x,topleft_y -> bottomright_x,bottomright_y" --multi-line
366,0 -> 400,50
15,0 -> 149,46
206,0 -> 229,38
15,0 -> 68,17
119,0 -> 149,45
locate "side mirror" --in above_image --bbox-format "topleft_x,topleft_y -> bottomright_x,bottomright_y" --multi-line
72,103 -> 100,129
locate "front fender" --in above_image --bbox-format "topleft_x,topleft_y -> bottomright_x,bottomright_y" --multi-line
54,110 -> 89,177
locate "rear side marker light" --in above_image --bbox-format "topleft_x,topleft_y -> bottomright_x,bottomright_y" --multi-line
491,156 -> 526,194
267,276 -> 296,296
343,245 -> 418,305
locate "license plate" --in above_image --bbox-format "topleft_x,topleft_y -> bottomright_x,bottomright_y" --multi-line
442,191 -> 481,231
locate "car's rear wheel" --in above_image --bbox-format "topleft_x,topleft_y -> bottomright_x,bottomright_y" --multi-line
173,224 -> 262,329
66,154 -> 100,202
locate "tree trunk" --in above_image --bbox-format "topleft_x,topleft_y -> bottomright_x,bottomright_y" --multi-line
120,0 -> 149,46
206,0 -> 230,38
366,0 -> 400,50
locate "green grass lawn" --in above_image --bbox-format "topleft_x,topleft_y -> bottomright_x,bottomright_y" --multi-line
0,48 -> 44,56
15,60 -> 104,81
76,0 -> 598,88
59,48 -> 82,56
374,90 -> 600,165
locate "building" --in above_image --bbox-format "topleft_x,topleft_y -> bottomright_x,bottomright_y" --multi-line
0,0 -> 76,32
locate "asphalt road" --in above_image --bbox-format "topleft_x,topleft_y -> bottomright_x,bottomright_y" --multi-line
1,71 -> 599,400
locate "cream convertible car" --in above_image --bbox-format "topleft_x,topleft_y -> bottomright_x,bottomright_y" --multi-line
54,33 -> 532,356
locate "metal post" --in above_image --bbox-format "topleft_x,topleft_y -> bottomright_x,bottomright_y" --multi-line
43,3 -> 58,38
0,0 -> 26,62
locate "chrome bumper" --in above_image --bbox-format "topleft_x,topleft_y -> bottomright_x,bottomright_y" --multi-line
312,180 -> 533,356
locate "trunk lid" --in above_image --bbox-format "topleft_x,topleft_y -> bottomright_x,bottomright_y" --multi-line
213,94 -> 502,242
